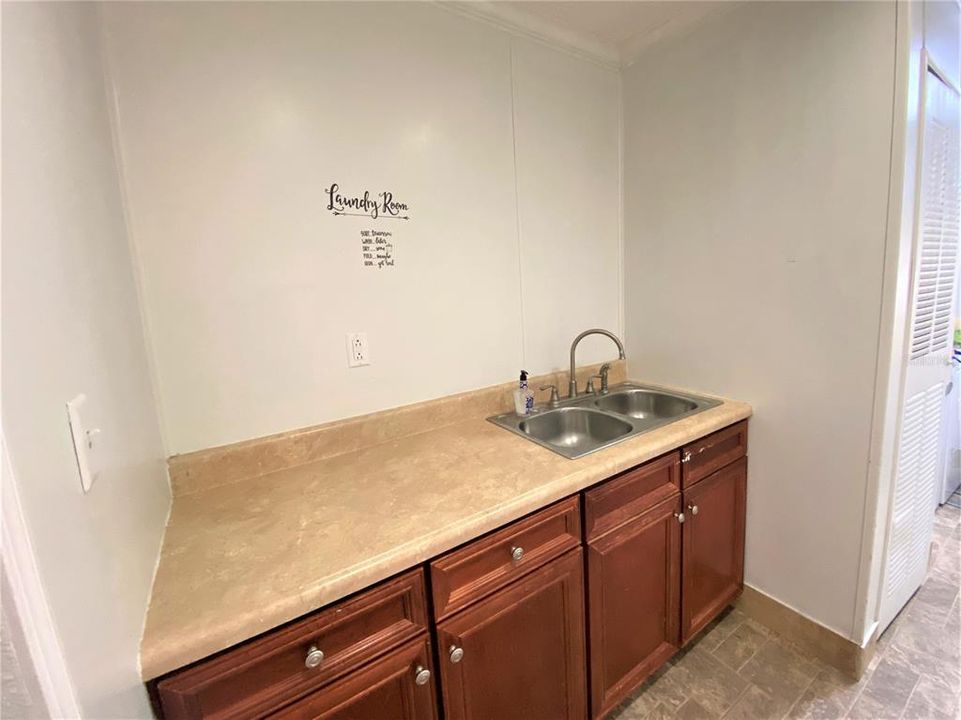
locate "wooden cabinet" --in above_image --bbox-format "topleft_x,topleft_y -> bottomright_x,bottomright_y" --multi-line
583,426 -> 747,718
681,456 -> 747,643
153,423 -> 748,720
436,549 -> 587,720
681,420 -> 748,488
430,497 -> 581,620
585,495 -> 681,719
155,570 -> 430,720
268,638 -> 437,720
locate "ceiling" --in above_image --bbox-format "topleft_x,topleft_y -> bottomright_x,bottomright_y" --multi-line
455,1 -> 740,67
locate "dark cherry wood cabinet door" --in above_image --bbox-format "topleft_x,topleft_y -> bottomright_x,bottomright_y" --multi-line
436,549 -> 587,720
586,495 -> 681,719
681,457 -> 747,643
268,637 -> 437,720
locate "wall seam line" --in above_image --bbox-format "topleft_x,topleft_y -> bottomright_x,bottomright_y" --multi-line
508,38 -> 527,369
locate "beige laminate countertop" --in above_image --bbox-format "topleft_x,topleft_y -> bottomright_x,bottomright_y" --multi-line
140,386 -> 752,681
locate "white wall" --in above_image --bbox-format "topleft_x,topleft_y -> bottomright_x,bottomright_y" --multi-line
101,2 -> 622,455
622,1 -> 896,638
2,3 -> 170,717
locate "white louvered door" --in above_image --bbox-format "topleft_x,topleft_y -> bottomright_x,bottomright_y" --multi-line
880,66 -> 961,633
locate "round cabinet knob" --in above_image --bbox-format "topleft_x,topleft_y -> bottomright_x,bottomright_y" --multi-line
304,645 -> 325,669
449,645 -> 464,663
510,546 -> 524,562
689,504 -> 699,516
674,512 -> 686,524
414,666 -> 431,686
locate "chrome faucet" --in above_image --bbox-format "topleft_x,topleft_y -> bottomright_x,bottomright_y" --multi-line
568,329 -> 625,398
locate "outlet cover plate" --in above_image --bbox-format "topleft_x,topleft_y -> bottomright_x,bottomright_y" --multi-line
346,332 -> 370,367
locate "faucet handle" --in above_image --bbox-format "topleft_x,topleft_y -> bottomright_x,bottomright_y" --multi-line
539,384 -> 561,408
598,364 -> 612,394
585,375 -> 603,395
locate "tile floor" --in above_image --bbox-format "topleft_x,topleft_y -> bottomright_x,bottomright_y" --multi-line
611,504 -> 961,720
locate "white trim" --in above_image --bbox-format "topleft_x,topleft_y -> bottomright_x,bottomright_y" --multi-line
853,0 -> 925,643
852,0 -> 921,645
1,432 -> 82,719
860,620 -> 880,649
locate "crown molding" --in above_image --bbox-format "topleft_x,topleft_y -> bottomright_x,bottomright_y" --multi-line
436,1 -> 621,69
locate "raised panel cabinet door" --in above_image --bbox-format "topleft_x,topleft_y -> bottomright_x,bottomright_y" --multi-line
681,457 -> 747,644
268,637 -> 437,720
436,549 -> 587,720
587,495 -> 681,719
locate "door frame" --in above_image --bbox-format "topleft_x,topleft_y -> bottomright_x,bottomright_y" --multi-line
1,430 -> 81,717
855,0 -> 961,646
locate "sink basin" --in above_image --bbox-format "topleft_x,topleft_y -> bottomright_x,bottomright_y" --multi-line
488,382 -> 721,459
518,407 -> 632,457
594,389 -> 697,421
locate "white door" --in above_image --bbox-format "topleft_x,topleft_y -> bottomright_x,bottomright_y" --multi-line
879,64 -> 961,632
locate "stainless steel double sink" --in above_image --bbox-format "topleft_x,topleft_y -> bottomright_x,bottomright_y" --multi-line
488,383 -> 721,459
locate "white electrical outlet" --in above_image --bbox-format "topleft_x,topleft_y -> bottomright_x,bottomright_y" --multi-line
346,332 -> 370,367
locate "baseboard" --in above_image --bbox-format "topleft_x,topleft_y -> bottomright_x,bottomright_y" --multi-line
735,585 -> 873,680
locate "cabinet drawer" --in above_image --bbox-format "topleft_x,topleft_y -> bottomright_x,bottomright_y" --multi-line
681,420 -> 748,488
584,453 -> 681,542
430,496 -> 581,620
268,637 -> 437,720
157,569 -> 428,720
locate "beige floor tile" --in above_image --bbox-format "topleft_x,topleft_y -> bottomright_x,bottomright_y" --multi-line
696,608 -> 748,653
668,646 -> 748,716
642,703 -> 676,720
674,698 -> 716,720
724,684 -> 791,720
890,608 -> 961,665
883,640 -> 961,693
900,673 -> 960,720
645,659 -> 695,712
787,668 -> 865,720
846,655 -> 919,720
712,621 -> 768,672
611,678 -> 665,720
738,637 -> 821,705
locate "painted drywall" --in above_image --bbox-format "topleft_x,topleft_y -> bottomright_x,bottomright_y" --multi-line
622,1 -> 896,638
512,38 -> 622,376
1,3 -> 170,717
100,2 -> 622,455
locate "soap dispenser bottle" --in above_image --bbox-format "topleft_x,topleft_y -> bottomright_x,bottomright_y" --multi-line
513,370 -> 535,415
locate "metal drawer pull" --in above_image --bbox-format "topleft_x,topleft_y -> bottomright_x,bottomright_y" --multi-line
414,666 -> 431,686
682,451 -> 692,463
449,645 -> 464,663
304,645 -> 325,669
510,546 -> 524,562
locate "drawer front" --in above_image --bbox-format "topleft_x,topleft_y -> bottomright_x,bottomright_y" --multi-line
268,637 -> 437,720
157,569 -> 428,720
681,420 -> 748,488
584,453 -> 681,542
430,496 -> 581,620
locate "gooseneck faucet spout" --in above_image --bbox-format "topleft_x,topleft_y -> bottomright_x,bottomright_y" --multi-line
568,328 -> 626,398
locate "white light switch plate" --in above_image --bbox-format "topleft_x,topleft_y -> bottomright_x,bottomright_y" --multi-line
66,394 -> 101,493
